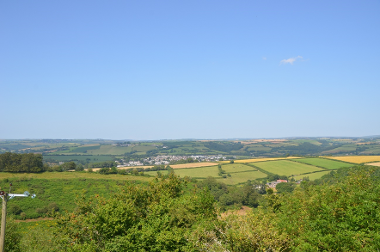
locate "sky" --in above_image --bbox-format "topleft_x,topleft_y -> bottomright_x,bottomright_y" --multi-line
1,0 -> 379,140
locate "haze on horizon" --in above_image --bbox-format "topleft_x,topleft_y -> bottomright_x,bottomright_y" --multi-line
1,0 -> 379,140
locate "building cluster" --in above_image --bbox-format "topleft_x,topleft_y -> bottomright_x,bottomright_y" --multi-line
116,155 -> 226,167
266,180 -> 288,188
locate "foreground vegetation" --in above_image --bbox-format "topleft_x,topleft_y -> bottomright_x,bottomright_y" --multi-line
2,165 -> 380,251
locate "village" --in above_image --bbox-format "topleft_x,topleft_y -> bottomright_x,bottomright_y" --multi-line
116,154 -> 228,167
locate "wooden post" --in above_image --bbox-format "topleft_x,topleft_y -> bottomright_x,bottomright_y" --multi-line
0,193 -> 7,252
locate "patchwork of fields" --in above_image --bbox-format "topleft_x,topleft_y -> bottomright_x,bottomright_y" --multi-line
221,156 -> 300,164
252,160 -> 323,176
292,158 -> 354,169
141,156 -> 358,184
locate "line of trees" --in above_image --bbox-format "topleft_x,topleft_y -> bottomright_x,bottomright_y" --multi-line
0,152 -> 44,173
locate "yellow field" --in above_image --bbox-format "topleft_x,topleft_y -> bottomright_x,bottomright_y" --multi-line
367,162 -> 380,167
0,172 -> 154,182
170,162 -> 218,169
323,156 -> 380,164
221,156 -> 300,164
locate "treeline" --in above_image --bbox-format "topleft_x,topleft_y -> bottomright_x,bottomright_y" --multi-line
0,153 -> 44,173
197,177 -> 266,210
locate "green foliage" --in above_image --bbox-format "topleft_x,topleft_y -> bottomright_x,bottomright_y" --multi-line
0,217 -> 22,252
275,182 -> 295,194
190,211 -> 291,251
55,173 -> 217,251
276,166 -> 380,250
204,141 -> 244,153
0,153 -> 44,173
0,178 -> 135,219
197,177 -> 264,210
18,219 -> 61,252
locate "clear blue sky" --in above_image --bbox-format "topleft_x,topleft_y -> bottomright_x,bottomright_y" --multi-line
1,0 -> 379,140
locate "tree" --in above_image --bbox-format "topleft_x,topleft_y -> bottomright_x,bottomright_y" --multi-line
276,182 -> 295,194
55,174 -> 216,251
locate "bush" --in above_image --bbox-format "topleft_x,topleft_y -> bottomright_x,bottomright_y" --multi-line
56,173 -> 217,251
9,205 -> 22,215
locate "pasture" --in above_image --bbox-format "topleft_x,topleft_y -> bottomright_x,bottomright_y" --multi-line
0,171 -> 153,182
43,155 -> 114,163
170,162 -> 218,169
324,155 -> 380,164
293,158 -> 354,169
221,163 -> 257,173
217,170 -> 268,185
253,160 -> 323,176
145,166 -> 219,178
292,170 -> 332,181
168,166 -> 219,178
224,156 -> 300,164
88,166 -> 153,172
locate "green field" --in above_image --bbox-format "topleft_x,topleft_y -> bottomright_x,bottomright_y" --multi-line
70,144 -> 101,153
145,164 -> 264,185
221,163 -> 256,173
293,170 -> 332,181
253,160 -> 323,176
146,166 -> 219,178
43,155 -> 114,163
216,170 -> 268,185
0,171 -> 153,182
292,158 -> 354,169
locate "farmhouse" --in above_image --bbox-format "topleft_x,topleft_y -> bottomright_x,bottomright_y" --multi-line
266,179 -> 288,188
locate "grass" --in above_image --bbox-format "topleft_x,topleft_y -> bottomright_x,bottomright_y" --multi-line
222,156 -> 300,164
146,166 -> 219,178
85,144 -> 156,155
170,162 -> 218,169
69,144 -> 101,153
292,158 -> 354,170
216,170 -> 268,185
0,177 -> 151,220
0,171 -> 153,182
253,160 -> 323,176
324,155 -> 380,164
43,155 -> 114,163
145,164 -> 266,185
292,170 -> 332,181
17,219 -> 60,252
221,163 -> 257,173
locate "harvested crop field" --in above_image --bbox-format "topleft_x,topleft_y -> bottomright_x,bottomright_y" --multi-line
170,162 -> 218,169
293,158 -> 354,170
253,160 -> 323,176
367,162 -> 380,167
324,155 -> 380,164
